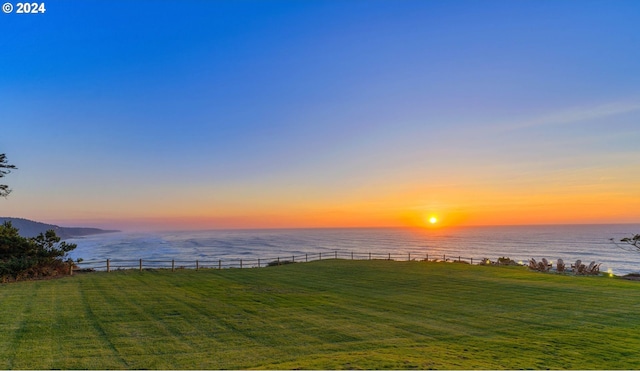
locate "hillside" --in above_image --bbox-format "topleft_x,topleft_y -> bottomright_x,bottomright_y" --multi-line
0,217 -> 119,239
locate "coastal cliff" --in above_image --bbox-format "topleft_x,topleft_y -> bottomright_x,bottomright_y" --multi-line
0,217 -> 119,239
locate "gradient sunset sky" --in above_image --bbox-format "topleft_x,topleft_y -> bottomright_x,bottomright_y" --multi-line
2,0 -> 639,231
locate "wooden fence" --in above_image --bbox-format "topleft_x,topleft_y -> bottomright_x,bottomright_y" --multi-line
74,251 -> 490,272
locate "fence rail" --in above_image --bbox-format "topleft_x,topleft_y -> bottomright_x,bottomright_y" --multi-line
74,251 -> 497,272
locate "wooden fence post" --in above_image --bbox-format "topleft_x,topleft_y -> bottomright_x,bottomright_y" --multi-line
218,260 -> 221,270
388,253 -> 391,260
258,258 -> 261,268
240,259 -> 243,269
335,251 -> 337,259
139,259 -> 143,272
351,252 -> 353,260
196,260 -> 199,271
172,259 -> 175,272
319,253 -> 322,261
292,255 -> 295,263
107,259 -> 110,272
471,258 -> 473,265
306,254 -> 308,262
369,252 -> 371,260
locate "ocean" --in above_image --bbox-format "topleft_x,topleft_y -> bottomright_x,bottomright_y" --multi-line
67,224 -> 640,275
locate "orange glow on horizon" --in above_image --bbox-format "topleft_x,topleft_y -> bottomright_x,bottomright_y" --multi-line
20,174 -> 640,231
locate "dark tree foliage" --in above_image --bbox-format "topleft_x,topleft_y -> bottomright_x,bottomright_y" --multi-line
620,234 -> 640,249
0,221 -> 78,281
611,234 -> 640,253
0,153 -> 17,197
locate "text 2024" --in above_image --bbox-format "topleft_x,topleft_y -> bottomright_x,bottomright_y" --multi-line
16,2 -> 46,14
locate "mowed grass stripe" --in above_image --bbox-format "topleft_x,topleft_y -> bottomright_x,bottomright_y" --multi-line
80,270 -> 302,369
0,282 -> 38,369
79,272 -> 214,369
1,260 -> 640,369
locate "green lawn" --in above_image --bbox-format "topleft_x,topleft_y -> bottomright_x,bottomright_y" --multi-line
1,260 -> 639,369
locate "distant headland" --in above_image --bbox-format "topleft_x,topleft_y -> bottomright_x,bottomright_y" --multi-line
0,217 -> 119,239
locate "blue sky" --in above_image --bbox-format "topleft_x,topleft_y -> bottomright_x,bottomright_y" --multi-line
2,0 -> 639,230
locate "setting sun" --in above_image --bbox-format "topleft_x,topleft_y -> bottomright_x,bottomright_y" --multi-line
429,216 -> 438,224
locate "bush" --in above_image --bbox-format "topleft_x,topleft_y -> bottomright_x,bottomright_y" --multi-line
266,259 -> 295,267
496,257 -> 519,266
0,221 -> 79,282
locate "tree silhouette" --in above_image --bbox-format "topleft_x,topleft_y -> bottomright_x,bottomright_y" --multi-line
0,153 -> 17,197
610,234 -> 640,253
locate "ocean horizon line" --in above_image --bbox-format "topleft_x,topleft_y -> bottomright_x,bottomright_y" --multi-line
101,222 -> 640,235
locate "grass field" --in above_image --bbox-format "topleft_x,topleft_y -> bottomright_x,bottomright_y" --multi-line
1,260 -> 640,369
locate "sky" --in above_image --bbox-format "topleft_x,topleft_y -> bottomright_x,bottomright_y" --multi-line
1,0 -> 639,231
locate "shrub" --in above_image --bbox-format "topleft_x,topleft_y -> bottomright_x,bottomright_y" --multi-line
496,257 -> 519,266
266,259 -> 295,267
0,221 -> 79,282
